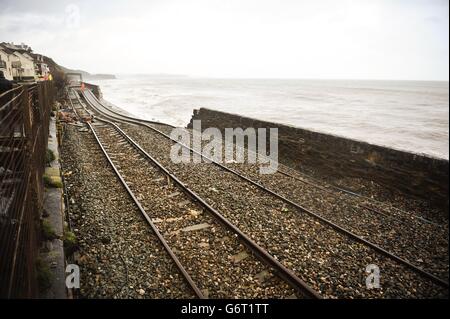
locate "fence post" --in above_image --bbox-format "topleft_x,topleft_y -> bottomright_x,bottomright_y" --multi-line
21,86 -> 32,140
1,82 -> 55,298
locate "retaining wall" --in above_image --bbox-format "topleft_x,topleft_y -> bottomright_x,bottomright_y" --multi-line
188,108 -> 449,209
82,82 -> 102,100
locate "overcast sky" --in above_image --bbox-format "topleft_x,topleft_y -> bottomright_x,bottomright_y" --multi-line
0,0 -> 448,80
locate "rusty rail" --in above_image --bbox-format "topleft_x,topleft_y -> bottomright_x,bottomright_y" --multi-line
0,81 -> 54,298
81,88 -> 449,290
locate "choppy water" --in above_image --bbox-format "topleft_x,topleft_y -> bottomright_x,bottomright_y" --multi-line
90,75 -> 449,159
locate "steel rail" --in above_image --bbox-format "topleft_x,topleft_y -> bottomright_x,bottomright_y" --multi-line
76,92 -> 324,298
33,89 -> 450,230
74,90 -> 322,299
69,91 -> 204,298
99,117 -> 322,299
277,170 -> 423,229
211,130 -> 445,229
77,88 -> 175,128
77,92 -> 322,298
86,121 -> 205,299
278,166 -> 444,227
78,87 -> 431,222
81,88 -> 449,289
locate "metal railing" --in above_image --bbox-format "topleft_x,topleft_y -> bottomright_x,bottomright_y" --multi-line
0,81 -> 54,298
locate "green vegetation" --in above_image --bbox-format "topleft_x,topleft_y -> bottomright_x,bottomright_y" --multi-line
36,258 -> 52,292
43,174 -> 63,188
45,149 -> 56,166
63,230 -> 78,256
41,219 -> 58,240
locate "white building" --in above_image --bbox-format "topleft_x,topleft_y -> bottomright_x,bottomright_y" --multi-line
0,48 -> 13,80
0,43 -> 51,82
9,51 -> 37,81
33,54 -> 50,80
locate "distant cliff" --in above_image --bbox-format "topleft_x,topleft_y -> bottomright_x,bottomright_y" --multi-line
84,73 -> 116,80
58,65 -> 116,80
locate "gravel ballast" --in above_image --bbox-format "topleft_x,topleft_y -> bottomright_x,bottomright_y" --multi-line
89,122 -> 305,299
61,123 -> 195,298
117,121 -> 448,298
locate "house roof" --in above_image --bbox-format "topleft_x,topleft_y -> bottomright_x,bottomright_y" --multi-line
0,42 -> 32,53
22,52 -> 34,59
0,44 -> 16,55
10,51 -> 34,64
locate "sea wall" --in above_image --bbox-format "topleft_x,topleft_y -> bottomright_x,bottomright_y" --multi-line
83,82 -> 102,99
187,108 -> 449,208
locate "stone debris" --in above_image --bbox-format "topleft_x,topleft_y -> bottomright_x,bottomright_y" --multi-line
177,200 -> 191,207
255,270 -> 272,284
167,192 -> 180,198
59,95 -> 448,299
60,124 -> 194,299
118,121 -> 448,299
188,209 -> 202,217
80,122 -> 302,299
58,110 -> 77,123
181,223 -> 210,232
230,251 -> 249,264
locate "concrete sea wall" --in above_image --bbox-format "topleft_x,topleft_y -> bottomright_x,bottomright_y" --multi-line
83,82 -> 102,99
188,108 -> 449,209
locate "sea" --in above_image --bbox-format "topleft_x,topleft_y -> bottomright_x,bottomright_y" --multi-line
89,75 -> 449,159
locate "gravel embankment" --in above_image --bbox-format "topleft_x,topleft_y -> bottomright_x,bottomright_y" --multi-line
118,122 -> 448,298
139,122 -> 449,281
61,124 -> 195,298
154,122 -> 447,225
93,98 -> 446,226
292,170 -> 448,225
90,122 -> 304,299
223,161 -> 449,280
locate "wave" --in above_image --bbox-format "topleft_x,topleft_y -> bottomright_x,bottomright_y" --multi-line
90,77 -> 449,159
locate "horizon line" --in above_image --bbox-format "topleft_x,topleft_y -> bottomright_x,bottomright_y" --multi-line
89,73 -> 450,83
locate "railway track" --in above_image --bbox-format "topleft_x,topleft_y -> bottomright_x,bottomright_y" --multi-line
60,114 -> 196,298
69,93 -> 321,299
278,166 -> 446,225
77,88 -> 448,298
220,160 -> 449,281
68,89 -> 92,119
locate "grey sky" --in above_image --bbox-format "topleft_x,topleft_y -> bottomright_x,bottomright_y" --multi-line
0,0 -> 448,80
